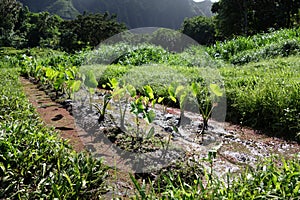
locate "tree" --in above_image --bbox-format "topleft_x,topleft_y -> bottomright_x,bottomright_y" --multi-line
60,12 -> 127,52
0,0 -> 22,46
26,12 -> 62,48
180,16 -> 216,46
212,0 -> 300,39
212,0 -> 248,38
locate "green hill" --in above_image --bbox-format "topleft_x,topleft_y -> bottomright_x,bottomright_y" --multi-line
18,0 -> 213,29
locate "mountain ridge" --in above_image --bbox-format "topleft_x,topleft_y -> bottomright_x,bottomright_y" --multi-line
18,0 -> 213,29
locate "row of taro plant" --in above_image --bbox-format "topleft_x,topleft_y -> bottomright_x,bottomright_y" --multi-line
88,42 -> 300,141
0,68 -> 109,199
19,52 -> 83,101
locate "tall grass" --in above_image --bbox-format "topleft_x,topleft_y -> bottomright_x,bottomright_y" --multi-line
207,27 -> 300,63
221,56 -> 300,138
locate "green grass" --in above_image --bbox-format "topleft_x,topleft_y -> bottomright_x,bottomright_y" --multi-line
207,27 -> 300,64
131,156 -> 300,199
221,56 -> 300,138
0,68 -> 109,199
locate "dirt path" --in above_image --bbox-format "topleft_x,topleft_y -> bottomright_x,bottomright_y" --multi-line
20,77 -> 85,152
20,77 -> 136,198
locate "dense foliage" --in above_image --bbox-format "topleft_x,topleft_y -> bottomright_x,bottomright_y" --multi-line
207,27 -> 300,64
181,16 -> 216,45
0,67 -> 109,199
212,0 -> 300,38
0,0 -> 126,52
132,156 -> 300,199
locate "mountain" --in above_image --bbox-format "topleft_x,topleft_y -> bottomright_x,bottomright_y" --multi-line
18,0 -> 214,29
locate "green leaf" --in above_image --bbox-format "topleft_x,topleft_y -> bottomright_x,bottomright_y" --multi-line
71,80 -> 81,93
146,127 -> 155,139
191,82 -> 199,97
144,110 -> 156,124
109,78 -> 118,89
158,97 -> 164,103
209,84 -> 223,97
127,84 -> 136,97
168,85 -> 176,102
84,70 -> 98,89
144,85 -> 154,99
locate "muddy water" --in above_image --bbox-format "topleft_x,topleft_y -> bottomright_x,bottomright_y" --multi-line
72,90 -> 300,179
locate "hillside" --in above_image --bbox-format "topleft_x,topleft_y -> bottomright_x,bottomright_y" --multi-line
18,0 -> 213,29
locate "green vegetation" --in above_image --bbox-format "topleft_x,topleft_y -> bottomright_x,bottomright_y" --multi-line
207,27 -> 300,63
132,156 -> 300,199
17,29 -> 300,140
0,0 -> 126,51
0,22 -> 299,199
221,56 -> 300,136
212,0 -> 300,38
0,68 -> 108,199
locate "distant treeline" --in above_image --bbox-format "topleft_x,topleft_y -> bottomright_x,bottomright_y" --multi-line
0,0 -> 299,52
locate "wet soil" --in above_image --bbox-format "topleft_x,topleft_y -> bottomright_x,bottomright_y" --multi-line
20,77 -> 300,198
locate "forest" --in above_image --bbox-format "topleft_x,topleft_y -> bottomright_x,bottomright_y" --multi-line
0,0 -> 299,199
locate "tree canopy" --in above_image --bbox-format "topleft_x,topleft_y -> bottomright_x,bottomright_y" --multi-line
181,16 -> 216,45
0,0 -> 127,52
212,0 -> 300,38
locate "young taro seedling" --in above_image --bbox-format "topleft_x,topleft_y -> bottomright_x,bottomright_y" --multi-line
130,85 -> 158,143
168,84 -> 190,126
92,92 -> 112,123
191,82 -> 223,135
109,78 -> 136,130
83,70 -> 98,111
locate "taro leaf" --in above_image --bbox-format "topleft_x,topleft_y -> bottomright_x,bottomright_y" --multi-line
109,78 -> 118,89
84,70 -> 98,89
130,98 -> 144,115
71,80 -> 81,93
127,84 -> 136,97
209,83 -> 223,97
146,127 -> 155,139
158,97 -> 164,103
144,110 -> 156,124
168,85 -> 176,103
144,85 -> 154,99
53,73 -> 65,90
191,82 -> 199,97
175,85 -> 185,97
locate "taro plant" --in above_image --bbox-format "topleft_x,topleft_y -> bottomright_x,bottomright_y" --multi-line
191,82 -> 223,134
92,92 -> 112,123
109,78 -> 136,130
83,70 -> 98,110
130,85 -> 158,143
64,66 -> 81,99
168,84 -> 190,126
